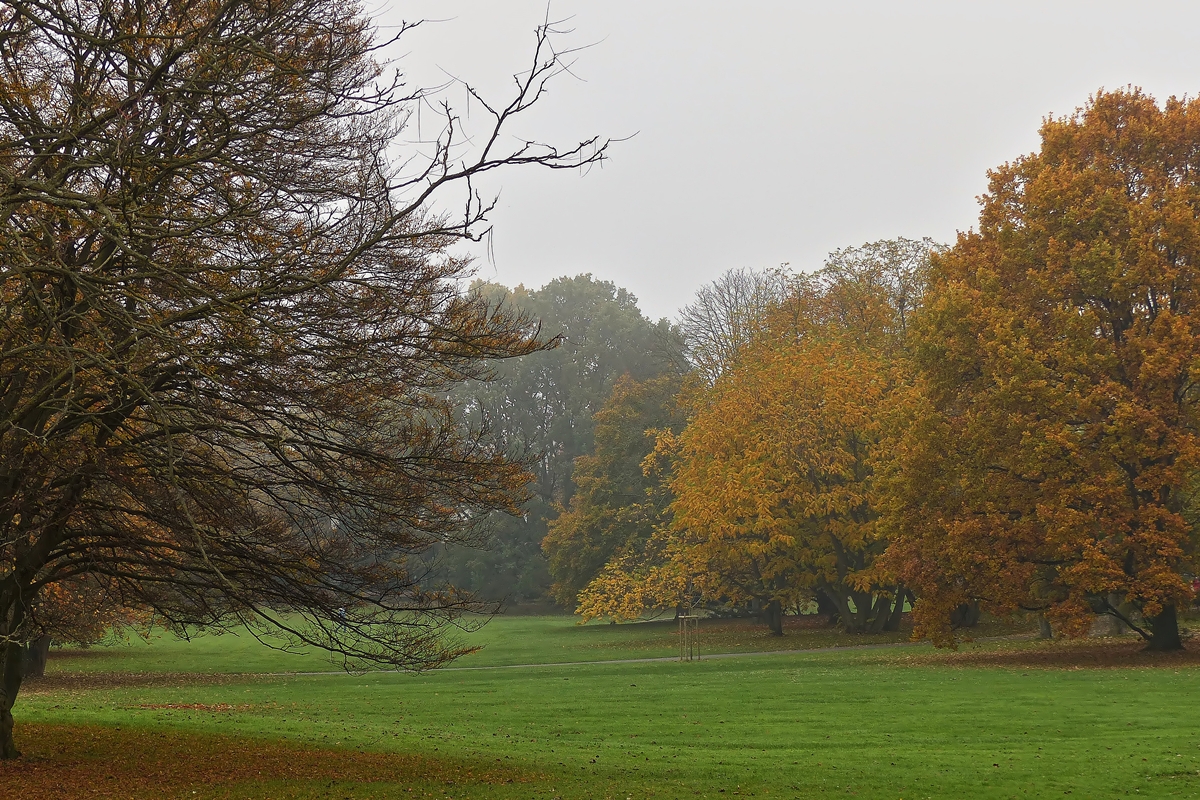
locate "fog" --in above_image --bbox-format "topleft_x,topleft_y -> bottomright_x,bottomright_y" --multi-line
375,1 -> 1200,320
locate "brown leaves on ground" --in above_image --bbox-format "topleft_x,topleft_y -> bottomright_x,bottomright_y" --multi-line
22,671 -> 263,694
1,723 -> 539,799
887,638 -> 1200,670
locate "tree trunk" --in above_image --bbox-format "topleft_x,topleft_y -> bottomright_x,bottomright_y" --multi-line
22,637 -> 50,679
847,591 -> 873,633
950,601 -> 980,629
883,588 -> 908,632
0,597 -> 26,760
1144,604 -> 1183,652
764,599 -> 783,636
1037,613 -> 1053,639
868,593 -> 891,633
831,592 -> 857,632
0,640 -> 23,759
815,592 -> 841,626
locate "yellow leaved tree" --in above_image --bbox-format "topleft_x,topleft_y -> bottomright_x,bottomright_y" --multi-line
579,240 -> 937,633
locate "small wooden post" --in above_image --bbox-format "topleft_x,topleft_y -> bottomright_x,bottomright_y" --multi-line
678,611 -> 700,661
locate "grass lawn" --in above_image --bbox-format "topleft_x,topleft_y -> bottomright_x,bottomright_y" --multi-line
10,614 -> 1200,799
41,612 -> 1026,673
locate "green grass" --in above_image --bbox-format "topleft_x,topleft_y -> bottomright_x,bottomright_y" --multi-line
18,615 -> 1200,798
46,612 -> 1025,674
23,644 -> 1200,798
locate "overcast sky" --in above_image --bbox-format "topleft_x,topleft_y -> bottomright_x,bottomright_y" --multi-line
371,1 -> 1200,321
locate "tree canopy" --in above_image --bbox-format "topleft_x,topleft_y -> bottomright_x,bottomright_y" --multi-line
882,89 -> 1200,650
0,0 -> 606,758
438,275 -> 684,602
577,240 -> 937,633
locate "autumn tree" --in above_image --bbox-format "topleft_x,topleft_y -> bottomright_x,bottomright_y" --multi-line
579,241 -> 936,632
668,273 -> 899,634
823,239 -> 934,339
0,0 -> 608,758
574,509 -> 701,624
882,90 -> 1200,650
20,576 -> 144,677
543,372 -> 686,607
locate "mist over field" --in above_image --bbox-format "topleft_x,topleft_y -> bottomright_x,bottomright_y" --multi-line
4,2 -> 1200,797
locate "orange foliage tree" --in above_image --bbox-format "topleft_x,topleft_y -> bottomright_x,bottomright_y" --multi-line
670,335 -> 888,634
881,90 -> 1200,650
578,241 -> 936,632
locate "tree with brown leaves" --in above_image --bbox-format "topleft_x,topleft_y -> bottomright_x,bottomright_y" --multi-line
0,0 -> 607,758
882,90 -> 1200,651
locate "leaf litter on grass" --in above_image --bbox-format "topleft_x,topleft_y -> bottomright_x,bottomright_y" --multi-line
868,637 -> 1200,670
1,723 -> 542,800
23,671 -> 265,694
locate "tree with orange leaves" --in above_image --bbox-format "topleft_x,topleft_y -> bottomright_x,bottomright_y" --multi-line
881,89 -> 1200,650
669,334 -> 890,634
666,250 -> 928,634
578,241 -> 936,633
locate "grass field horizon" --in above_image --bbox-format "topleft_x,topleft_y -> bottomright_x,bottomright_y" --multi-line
39,611 -> 1030,675
10,613 -> 1200,799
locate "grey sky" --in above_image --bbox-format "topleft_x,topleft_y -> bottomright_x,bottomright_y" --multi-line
374,1 -> 1200,321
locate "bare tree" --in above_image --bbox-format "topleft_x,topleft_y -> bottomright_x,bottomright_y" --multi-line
0,0 -> 608,758
677,267 -> 789,384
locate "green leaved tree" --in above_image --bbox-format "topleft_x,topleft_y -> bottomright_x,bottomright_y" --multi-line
543,373 -> 686,606
440,276 -> 685,602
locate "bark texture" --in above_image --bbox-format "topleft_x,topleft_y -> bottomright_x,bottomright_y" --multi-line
764,599 -> 783,636
22,637 -> 50,679
0,641 -> 23,759
1145,605 -> 1184,652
